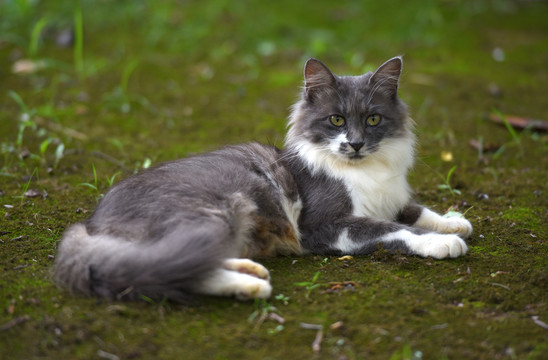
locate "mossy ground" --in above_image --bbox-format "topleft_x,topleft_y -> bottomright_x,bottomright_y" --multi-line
1,1 -> 547,359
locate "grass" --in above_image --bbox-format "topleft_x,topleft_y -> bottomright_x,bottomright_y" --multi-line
437,165 -> 461,196
1,0 -> 548,359
73,5 -> 84,78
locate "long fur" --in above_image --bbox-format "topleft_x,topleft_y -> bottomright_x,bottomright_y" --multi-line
53,57 -> 472,303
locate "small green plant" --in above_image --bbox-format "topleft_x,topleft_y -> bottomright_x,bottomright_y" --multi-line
491,108 -> 524,159
274,293 -> 290,305
437,165 -> 461,195
103,59 -> 150,113
28,16 -> 49,58
9,91 -> 36,148
106,171 -> 121,187
493,108 -> 521,146
248,299 -> 285,334
78,163 -> 99,191
294,271 -> 322,299
248,299 -> 277,322
14,167 -> 38,201
38,137 -> 65,168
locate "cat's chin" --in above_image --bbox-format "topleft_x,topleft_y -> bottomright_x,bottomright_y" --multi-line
335,152 -> 369,165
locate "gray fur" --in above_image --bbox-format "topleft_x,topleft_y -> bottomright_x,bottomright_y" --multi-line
54,57 -> 471,302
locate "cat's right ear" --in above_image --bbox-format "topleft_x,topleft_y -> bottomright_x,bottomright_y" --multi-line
304,58 -> 336,101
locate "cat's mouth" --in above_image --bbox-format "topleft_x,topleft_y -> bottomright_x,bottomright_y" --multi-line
348,153 -> 365,160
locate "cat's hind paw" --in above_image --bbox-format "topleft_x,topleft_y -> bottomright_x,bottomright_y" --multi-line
233,277 -> 272,300
223,258 -> 270,280
196,268 -> 272,300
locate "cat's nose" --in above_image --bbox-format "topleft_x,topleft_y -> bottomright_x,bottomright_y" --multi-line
349,142 -> 365,151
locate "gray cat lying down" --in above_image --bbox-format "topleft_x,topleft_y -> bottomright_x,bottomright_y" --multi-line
54,57 -> 472,302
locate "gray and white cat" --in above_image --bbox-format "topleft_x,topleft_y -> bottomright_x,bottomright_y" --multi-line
54,57 -> 472,302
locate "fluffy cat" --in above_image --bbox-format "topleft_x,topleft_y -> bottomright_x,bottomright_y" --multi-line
53,57 -> 472,302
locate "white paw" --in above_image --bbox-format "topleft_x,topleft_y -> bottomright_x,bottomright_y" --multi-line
415,208 -> 473,239
412,233 -> 468,259
438,217 -> 473,239
196,268 -> 273,300
234,278 -> 272,300
223,258 -> 270,280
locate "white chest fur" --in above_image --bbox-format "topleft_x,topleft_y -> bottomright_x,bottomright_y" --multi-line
293,135 -> 415,221
340,163 -> 410,220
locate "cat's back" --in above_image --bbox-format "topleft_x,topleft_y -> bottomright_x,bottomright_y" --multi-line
85,143 -> 300,239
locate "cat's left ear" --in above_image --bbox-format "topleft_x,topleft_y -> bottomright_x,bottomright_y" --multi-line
369,56 -> 403,97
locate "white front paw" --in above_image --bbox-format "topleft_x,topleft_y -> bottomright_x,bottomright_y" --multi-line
439,217 -> 473,238
413,233 -> 468,259
415,208 -> 473,239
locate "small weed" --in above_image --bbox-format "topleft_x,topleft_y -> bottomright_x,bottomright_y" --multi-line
14,167 -> 38,202
493,108 -> 521,146
248,299 -> 285,334
248,299 -> 277,322
437,165 -> 461,195
9,91 -> 36,148
106,172 -> 121,187
267,324 -> 284,335
274,293 -> 290,305
102,59 -> 151,114
294,271 -> 322,299
491,108 -> 524,159
78,163 -> 99,191
28,16 -> 49,58
140,295 -> 155,304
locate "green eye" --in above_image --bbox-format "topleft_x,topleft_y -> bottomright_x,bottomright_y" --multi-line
329,115 -> 345,127
367,114 -> 382,126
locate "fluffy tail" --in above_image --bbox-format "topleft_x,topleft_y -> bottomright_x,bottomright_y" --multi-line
53,222 -> 229,303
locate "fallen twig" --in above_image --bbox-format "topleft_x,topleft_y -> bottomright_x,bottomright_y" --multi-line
300,323 -> 323,353
468,139 -> 501,153
0,315 -> 30,331
489,113 -> 548,132
489,282 -> 510,290
97,349 -> 120,360
90,151 -> 132,172
531,316 -> 548,331
33,116 -> 89,141
268,312 -> 285,324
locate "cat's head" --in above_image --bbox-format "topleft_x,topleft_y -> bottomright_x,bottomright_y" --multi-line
286,57 -> 415,172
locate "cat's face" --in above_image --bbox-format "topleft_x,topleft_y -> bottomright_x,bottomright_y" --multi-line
287,57 -> 411,164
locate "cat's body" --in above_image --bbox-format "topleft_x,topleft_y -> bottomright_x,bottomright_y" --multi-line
54,57 -> 472,302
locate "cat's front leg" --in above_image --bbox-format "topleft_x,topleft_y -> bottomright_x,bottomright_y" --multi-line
329,219 -> 468,259
397,203 -> 473,239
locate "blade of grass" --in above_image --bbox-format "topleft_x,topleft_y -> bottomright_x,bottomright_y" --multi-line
121,59 -> 140,95
74,4 -> 84,78
29,16 -> 49,58
492,108 -> 520,145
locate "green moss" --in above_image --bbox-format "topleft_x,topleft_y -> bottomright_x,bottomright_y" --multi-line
1,0 -> 548,359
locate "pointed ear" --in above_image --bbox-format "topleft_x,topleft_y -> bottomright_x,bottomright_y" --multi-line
304,58 -> 336,101
369,56 -> 402,97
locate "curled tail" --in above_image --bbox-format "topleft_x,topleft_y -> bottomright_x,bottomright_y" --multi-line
53,222 -> 229,303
